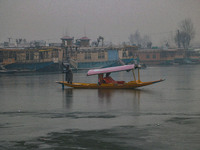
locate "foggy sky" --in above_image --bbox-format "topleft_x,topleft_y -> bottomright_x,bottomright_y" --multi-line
0,0 -> 200,46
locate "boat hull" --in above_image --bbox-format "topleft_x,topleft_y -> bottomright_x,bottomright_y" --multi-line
56,79 -> 164,89
0,70 -> 16,74
4,61 -> 59,72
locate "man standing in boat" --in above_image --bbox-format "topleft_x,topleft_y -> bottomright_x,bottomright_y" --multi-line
62,62 -> 73,84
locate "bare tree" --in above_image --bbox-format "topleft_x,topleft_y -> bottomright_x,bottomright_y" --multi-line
174,30 -> 181,48
129,30 -> 141,46
128,34 -> 134,45
179,18 -> 195,40
175,18 -> 195,49
141,35 -> 151,48
175,30 -> 190,49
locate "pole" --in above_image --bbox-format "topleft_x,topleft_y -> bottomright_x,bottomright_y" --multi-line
62,71 -> 64,90
132,69 -> 136,81
138,68 -> 140,82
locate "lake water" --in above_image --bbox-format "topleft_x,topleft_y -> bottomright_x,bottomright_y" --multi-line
0,66 -> 200,149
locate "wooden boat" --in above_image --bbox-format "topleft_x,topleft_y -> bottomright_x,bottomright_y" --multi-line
56,64 -> 164,89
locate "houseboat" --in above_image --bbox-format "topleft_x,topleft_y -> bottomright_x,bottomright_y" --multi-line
1,35 -> 199,72
0,47 -> 62,72
133,48 -> 200,65
61,36 -> 139,69
0,39 -> 139,72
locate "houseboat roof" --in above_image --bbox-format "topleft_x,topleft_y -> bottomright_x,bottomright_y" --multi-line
80,37 -> 90,40
61,36 -> 74,40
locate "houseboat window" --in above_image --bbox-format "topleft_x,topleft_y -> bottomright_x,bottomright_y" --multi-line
160,52 -> 167,58
44,51 -> 48,59
14,52 -> 17,60
39,52 -> 44,59
146,54 -> 150,59
26,52 -> 29,60
30,52 -> 34,60
98,52 -> 105,59
55,51 -> 58,57
128,51 -> 133,56
52,50 -> 58,58
8,51 -> 12,58
122,51 -> 127,57
0,51 -> 3,62
85,53 -> 91,60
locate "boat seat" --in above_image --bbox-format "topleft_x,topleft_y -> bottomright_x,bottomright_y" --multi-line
116,81 -> 125,84
103,76 -> 125,84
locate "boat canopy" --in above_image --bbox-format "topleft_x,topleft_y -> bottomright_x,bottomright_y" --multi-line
87,64 -> 135,76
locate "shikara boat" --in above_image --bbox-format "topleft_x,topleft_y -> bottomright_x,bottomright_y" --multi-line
56,64 -> 164,89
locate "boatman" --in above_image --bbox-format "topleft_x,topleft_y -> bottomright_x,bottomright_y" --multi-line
98,73 -> 104,85
62,62 -> 73,84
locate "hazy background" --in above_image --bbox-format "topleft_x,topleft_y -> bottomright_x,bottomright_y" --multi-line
0,0 -> 200,46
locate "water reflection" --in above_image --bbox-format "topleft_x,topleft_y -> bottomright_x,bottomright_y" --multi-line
61,88 -> 143,111
98,89 -> 141,100
62,88 -> 73,109
98,89 -> 142,111
98,89 -> 113,102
